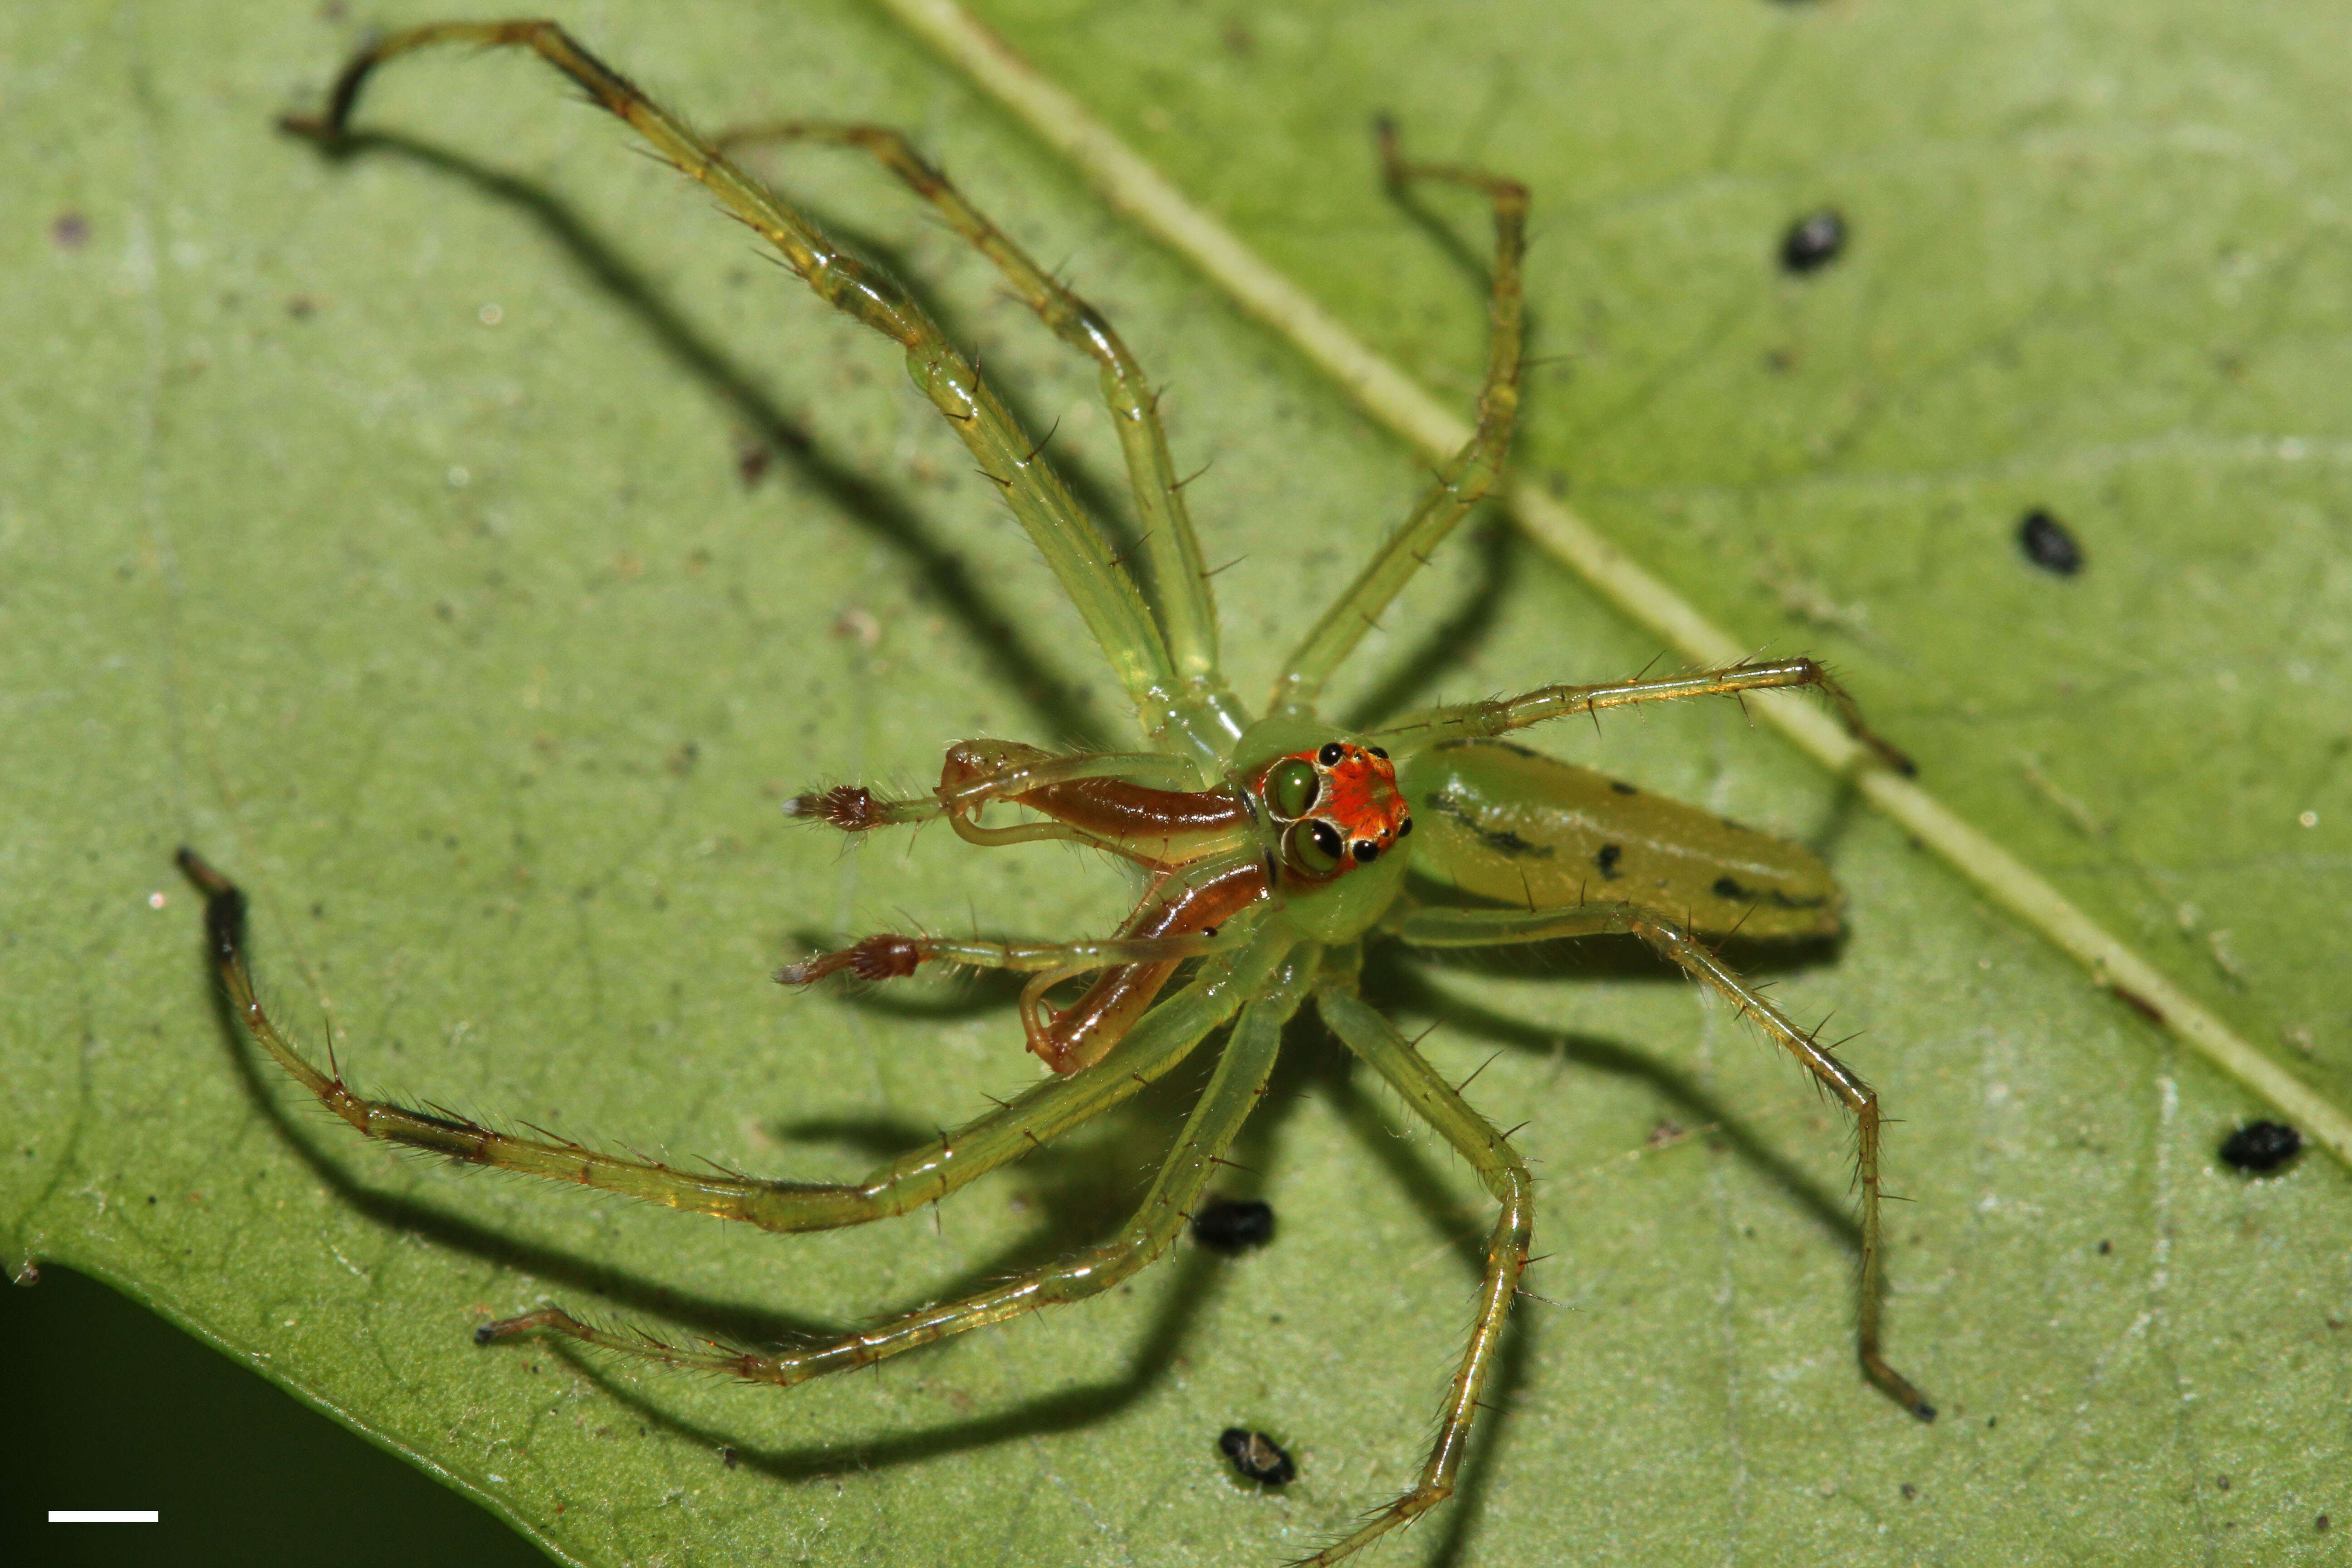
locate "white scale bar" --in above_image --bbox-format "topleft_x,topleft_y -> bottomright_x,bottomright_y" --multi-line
50,1510 -> 160,1523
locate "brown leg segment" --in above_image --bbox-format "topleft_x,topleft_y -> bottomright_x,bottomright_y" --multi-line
1024,853 -> 1271,1073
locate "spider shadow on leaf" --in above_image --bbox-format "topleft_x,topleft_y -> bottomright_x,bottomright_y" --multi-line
555,1244 -> 1230,1483
549,1019 -> 1347,1482
186,905 -> 1249,1382
1289,1008 -> 1537,1568
194,949 -> 838,1350
301,127 -> 1129,746
1371,122 -> 1545,412
235,59 -> 1920,1562
1363,946 -> 1870,1254
231,123 -> 1555,1491
769,1047 -> 1220,1281
1338,938 -> 1877,1568
193,925 -> 1387,1481
1340,511 -> 1515,735
784,950 -> 1030,1021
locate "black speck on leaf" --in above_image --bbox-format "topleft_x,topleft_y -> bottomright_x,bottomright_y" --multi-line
2219,1121 -> 2301,1173
1219,1427 -> 1296,1485
1192,1197 -> 1275,1254
2018,509 -> 2084,575
1779,208 -> 1846,273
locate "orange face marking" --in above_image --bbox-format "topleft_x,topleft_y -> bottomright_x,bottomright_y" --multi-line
1263,740 -> 1411,874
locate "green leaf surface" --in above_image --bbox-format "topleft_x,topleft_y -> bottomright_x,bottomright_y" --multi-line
7,1 -> 2347,1565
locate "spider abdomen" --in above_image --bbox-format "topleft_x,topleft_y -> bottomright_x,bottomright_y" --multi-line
1400,739 -> 1843,940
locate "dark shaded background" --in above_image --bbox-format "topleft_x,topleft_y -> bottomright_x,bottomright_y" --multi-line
2,1265 -> 545,1567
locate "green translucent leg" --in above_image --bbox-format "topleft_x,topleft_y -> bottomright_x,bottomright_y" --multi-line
1309,989 -> 1533,1567
715,121 -> 1243,748
1372,656 -> 1916,775
281,22 -> 1206,747
1269,122 -> 1528,716
177,849 -> 1284,1236
1389,900 -> 1937,1421
481,945 -> 1311,1380
777,926 -> 1246,987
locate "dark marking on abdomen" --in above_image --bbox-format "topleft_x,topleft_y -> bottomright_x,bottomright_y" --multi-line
1712,873 -> 1832,912
1429,790 -> 1556,860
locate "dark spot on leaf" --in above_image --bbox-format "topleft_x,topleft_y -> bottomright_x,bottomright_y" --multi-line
1192,1198 -> 1275,1254
1779,208 -> 1846,273
2018,508 -> 2083,575
1219,1427 -> 1295,1485
2219,1121 -> 2302,1174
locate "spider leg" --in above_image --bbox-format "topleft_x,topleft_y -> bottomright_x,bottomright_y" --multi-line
775,926 -> 1243,987
785,787 -> 1124,852
934,745 -> 1213,807
795,741 -> 1253,872
482,942 -> 1310,1381
1269,122 -> 1527,715
1372,656 -> 1915,774
1309,990 -> 1532,1566
1389,900 -> 1936,1420
715,121 -> 1239,742
777,921 -> 1252,1063
177,849 -> 1277,1235
785,747 -> 1207,835
282,23 -> 1199,747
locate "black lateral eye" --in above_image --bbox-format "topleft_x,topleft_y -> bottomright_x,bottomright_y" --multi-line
1317,741 -> 1345,766
1367,745 -> 1389,760
1309,820 -> 1343,858
1396,815 -> 1414,837
1351,840 -> 1379,864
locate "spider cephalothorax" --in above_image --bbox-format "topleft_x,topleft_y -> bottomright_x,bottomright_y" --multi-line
181,24 -> 1931,1568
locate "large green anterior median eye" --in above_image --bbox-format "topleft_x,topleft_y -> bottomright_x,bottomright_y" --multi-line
1288,818 -> 1345,876
1266,759 -> 1320,820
